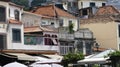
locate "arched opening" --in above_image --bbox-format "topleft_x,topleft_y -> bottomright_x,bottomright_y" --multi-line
14,10 -> 19,20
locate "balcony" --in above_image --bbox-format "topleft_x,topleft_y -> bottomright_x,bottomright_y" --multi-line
13,44 -> 59,52
0,23 -> 7,33
60,45 -> 74,55
59,33 -> 74,40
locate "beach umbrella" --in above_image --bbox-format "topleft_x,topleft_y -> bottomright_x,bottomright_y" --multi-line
51,64 -> 63,67
3,62 -> 27,67
30,64 -> 51,67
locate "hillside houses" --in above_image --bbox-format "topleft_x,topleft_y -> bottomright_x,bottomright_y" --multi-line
0,0 -> 105,56
30,5 -> 78,31
2,0 -> 120,66
80,5 -> 120,50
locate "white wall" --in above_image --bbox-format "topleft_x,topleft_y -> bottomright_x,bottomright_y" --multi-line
60,17 -> 78,31
7,24 -> 24,49
22,12 -> 41,27
41,18 -> 59,28
9,5 -> 22,21
78,0 -> 106,9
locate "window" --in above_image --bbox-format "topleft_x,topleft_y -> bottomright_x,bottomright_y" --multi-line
41,22 -> 46,25
118,25 -> 120,37
82,9 -> 88,15
0,6 -> 6,22
51,22 -> 54,25
59,19 -> 63,26
14,10 -> 19,20
102,3 -> 106,6
90,2 -> 95,7
69,20 -> 72,25
12,29 -> 21,42
81,2 -> 83,8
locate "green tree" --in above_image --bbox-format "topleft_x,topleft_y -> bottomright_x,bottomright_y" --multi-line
31,0 -> 47,7
62,52 -> 84,67
11,0 -> 29,10
105,51 -> 120,57
68,23 -> 74,34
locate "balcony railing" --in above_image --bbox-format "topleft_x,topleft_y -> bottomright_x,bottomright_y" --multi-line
59,33 -> 74,40
60,45 -> 74,55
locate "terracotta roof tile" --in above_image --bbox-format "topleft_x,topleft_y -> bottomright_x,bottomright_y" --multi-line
24,26 -> 57,33
80,5 -> 120,25
31,5 -> 75,18
95,5 -> 120,15
80,16 -> 113,24
9,19 -> 22,24
24,26 -> 42,33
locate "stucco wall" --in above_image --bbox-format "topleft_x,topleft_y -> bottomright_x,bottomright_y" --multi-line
22,12 -> 41,27
80,21 -> 118,49
60,17 -> 78,31
7,24 -> 24,49
78,0 -> 106,9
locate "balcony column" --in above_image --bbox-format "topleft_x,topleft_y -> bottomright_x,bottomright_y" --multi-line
83,40 -> 86,55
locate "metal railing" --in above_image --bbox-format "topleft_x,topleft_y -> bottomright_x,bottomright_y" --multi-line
60,45 -> 74,55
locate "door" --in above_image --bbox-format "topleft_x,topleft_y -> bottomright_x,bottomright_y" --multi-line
0,35 -> 6,49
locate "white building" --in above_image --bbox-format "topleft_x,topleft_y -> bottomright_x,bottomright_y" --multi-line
22,11 -> 59,52
31,5 -> 78,31
78,0 -> 106,9
0,1 -> 24,50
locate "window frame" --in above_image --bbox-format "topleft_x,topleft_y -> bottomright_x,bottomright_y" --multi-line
90,2 -> 95,7
12,28 -> 21,43
59,19 -> 63,26
0,6 -> 6,22
14,10 -> 20,21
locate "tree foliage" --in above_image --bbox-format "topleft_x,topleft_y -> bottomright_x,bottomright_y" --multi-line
31,0 -> 47,7
108,51 -> 120,56
68,23 -> 74,34
105,51 -> 120,58
11,0 -> 29,10
63,52 -> 84,63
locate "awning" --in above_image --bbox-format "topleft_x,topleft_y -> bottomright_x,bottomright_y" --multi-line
7,53 -> 37,61
78,58 -> 109,64
3,62 -> 27,67
43,54 -> 63,61
78,49 -> 115,64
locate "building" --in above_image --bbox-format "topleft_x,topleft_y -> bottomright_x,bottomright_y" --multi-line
80,5 -> 120,50
58,27 -> 95,55
78,0 -> 106,18
62,0 -> 78,15
22,11 -> 59,52
30,5 -> 78,31
78,0 -> 106,9
22,11 -> 41,27
0,0 -> 24,50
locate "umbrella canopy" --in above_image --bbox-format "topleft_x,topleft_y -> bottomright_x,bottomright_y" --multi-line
35,59 -> 61,64
30,64 -> 51,67
30,63 -> 63,67
3,62 -> 27,67
51,64 -> 63,67
78,49 -> 115,64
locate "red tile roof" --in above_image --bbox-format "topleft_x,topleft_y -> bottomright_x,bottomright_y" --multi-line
24,26 -> 57,33
31,5 -> 76,18
24,26 -> 43,33
80,5 -> 120,24
95,5 -> 120,15
9,19 -> 22,24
